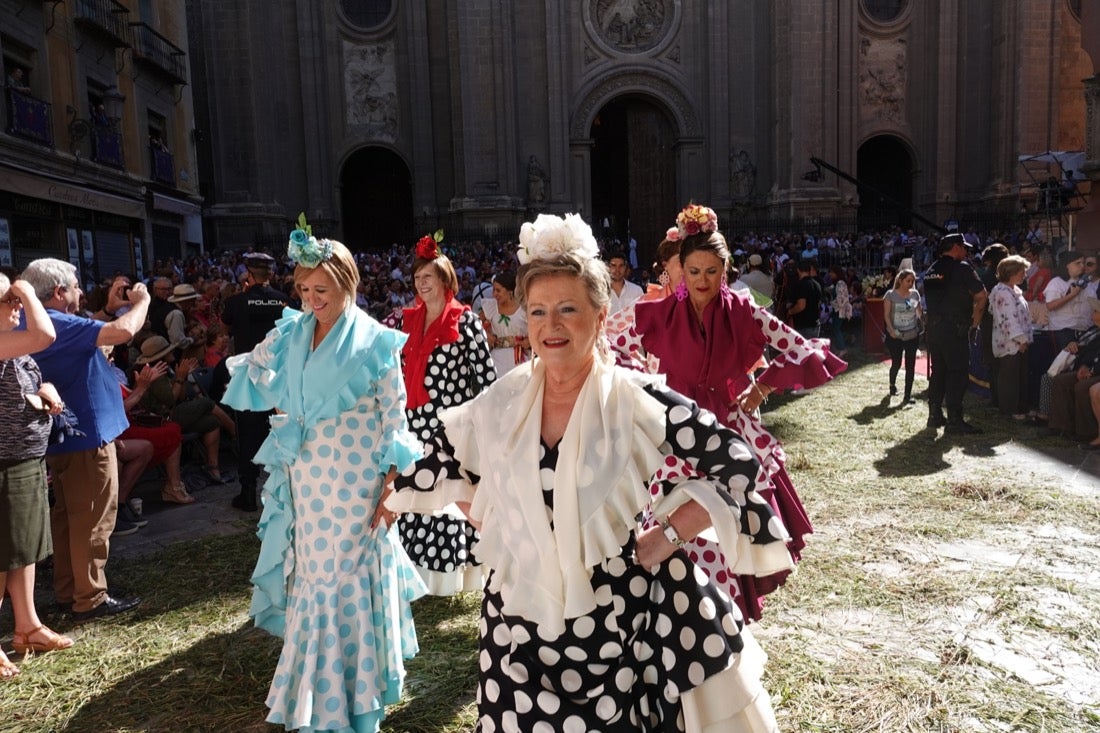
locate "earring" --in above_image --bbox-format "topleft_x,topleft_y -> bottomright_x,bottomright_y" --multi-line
658,271 -> 670,289
674,280 -> 688,302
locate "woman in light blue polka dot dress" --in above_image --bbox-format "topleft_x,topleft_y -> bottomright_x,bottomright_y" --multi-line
224,227 -> 426,733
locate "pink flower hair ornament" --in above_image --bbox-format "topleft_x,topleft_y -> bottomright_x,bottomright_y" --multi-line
670,204 -> 719,241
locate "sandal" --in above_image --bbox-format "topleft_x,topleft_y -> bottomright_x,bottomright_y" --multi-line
0,650 -> 18,679
12,625 -> 74,655
162,482 -> 196,505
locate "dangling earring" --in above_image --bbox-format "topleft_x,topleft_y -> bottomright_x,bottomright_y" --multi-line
658,270 -> 670,289
719,279 -> 731,297
674,280 -> 688,302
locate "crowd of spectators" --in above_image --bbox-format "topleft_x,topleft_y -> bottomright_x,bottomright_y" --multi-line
59,222 -> 1094,509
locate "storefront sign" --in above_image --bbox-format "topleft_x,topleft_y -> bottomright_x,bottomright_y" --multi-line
0,165 -> 145,219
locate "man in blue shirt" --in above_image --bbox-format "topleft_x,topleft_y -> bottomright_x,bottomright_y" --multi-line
22,258 -> 151,622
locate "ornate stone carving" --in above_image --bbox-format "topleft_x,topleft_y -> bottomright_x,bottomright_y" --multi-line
590,0 -> 675,54
729,149 -> 757,202
584,43 -> 599,65
571,72 -> 697,139
526,155 -> 548,206
343,40 -> 398,141
858,36 -> 907,123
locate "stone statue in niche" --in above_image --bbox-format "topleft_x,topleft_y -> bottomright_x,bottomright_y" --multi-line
527,155 -> 548,206
593,0 -> 672,53
729,149 -> 757,202
344,40 -> 398,140
859,37 -> 907,122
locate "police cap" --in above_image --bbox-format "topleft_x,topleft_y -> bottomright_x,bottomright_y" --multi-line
243,252 -> 276,267
935,233 -> 971,255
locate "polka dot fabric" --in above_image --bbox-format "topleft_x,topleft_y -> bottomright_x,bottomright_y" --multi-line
608,299 -> 847,620
477,439 -> 747,732
398,309 -> 495,591
264,394 -> 426,733
398,385 -> 785,730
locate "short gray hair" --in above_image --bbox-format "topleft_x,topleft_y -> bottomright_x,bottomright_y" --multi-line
516,253 -> 611,311
21,258 -> 77,302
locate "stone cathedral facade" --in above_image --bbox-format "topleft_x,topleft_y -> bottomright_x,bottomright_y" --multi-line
185,0 -> 1094,262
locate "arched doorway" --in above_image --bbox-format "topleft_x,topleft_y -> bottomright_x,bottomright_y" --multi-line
590,96 -> 677,273
856,135 -> 915,231
340,147 -> 413,250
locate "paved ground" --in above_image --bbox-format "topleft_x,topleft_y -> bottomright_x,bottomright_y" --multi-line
109,463 -> 259,561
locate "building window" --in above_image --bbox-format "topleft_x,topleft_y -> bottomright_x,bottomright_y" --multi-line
862,0 -> 907,23
340,0 -> 392,30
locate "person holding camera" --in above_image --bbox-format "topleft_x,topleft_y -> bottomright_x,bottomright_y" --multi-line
1043,251 -> 1092,350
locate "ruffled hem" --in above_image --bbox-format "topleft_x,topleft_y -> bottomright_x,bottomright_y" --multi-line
680,627 -> 779,733
414,563 -> 486,596
264,531 -> 425,733
752,337 -> 847,394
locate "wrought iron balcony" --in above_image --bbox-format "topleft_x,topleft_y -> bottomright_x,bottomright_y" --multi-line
74,0 -> 132,48
91,125 -> 124,168
150,144 -> 174,185
129,22 -> 188,85
5,88 -> 54,147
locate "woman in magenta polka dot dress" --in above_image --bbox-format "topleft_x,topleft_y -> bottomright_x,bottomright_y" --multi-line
612,205 -> 847,622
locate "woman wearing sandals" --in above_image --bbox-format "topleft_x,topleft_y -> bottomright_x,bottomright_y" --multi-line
0,273 -> 73,679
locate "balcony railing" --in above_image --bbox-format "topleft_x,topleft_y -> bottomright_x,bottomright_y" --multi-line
92,125 -> 124,168
5,88 -> 54,147
129,22 -> 188,84
150,144 -> 174,185
74,0 -> 132,48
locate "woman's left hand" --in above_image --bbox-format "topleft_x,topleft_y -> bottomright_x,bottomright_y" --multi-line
371,467 -> 399,529
38,383 -> 64,416
735,381 -> 770,413
633,524 -> 677,571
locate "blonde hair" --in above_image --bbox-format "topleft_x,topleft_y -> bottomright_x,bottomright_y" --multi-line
516,253 -> 612,364
293,239 -> 359,302
893,268 -> 917,289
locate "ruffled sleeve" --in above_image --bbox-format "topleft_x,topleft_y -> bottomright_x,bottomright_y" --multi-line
748,304 -> 847,394
222,307 -> 300,413
642,385 -> 793,581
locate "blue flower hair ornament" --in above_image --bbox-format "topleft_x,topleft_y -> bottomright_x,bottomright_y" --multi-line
287,212 -> 334,268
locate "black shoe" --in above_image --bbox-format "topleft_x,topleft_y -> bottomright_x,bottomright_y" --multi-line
927,413 -> 947,428
231,494 -> 258,512
118,504 -> 148,528
945,420 -> 982,435
889,385 -> 898,396
111,519 -> 140,537
56,587 -> 130,615
71,595 -> 141,623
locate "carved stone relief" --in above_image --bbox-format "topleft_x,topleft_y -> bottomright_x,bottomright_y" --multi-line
858,36 -> 907,123
589,0 -> 676,54
343,39 -> 398,141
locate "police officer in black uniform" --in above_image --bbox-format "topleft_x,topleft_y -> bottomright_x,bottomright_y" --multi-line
222,252 -> 288,510
923,233 -> 988,434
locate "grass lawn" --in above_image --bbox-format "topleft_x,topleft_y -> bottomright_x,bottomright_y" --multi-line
2,349 -> 1098,732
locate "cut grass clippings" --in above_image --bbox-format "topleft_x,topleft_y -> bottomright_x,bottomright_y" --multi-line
2,348 -> 1099,731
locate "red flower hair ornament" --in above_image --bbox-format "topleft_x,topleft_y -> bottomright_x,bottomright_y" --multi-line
415,230 -> 445,260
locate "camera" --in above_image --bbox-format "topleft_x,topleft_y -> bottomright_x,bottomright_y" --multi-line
1072,276 -> 1090,289
120,285 -> 131,301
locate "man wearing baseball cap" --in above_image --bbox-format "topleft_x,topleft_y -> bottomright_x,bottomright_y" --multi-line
923,233 -> 987,434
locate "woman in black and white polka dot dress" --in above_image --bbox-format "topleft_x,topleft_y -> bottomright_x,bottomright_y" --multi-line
395,235 -> 496,594
389,215 -> 789,731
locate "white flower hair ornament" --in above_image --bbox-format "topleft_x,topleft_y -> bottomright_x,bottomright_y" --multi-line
517,213 -> 600,265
